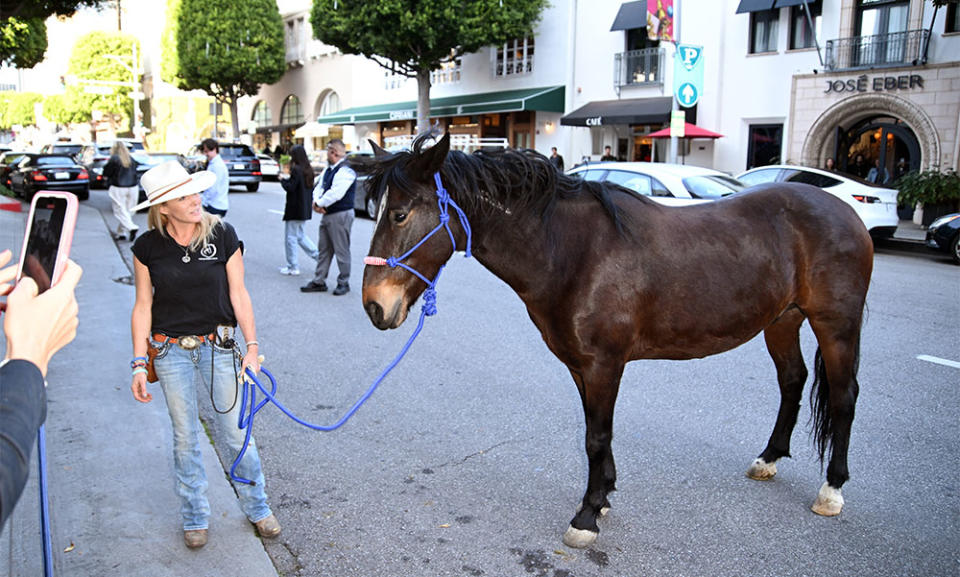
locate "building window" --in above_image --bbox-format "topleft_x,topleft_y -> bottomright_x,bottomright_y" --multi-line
945,2 -> 959,33
749,9 -> 779,54
746,124 -> 783,169
432,50 -> 462,85
280,95 -> 302,126
789,3 -> 822,49
318,91 -> 340,118
251,101 -> 271,127
285,16 -> 306,64
494,37 -> 534,77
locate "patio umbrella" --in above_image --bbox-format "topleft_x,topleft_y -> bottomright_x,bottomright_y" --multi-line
648,122 -> 724,139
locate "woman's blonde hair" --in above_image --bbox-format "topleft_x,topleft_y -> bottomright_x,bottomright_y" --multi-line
111,141 -> 132,168
147,202 -> 220,251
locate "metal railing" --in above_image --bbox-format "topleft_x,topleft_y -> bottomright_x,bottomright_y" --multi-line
614,48 -> 665,91
824,29 -> 929,71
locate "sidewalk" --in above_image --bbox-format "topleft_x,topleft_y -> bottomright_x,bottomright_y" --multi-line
0,198 -> 278,576
876,218 -> 930,254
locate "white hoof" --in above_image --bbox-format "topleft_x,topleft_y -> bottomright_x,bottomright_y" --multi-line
575,502 -> 610,517
562,525 -> 598,548
746,457 -> 778,481
811,481 -> 844,516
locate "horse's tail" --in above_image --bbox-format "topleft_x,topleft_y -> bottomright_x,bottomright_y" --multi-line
809,342 -> 861,464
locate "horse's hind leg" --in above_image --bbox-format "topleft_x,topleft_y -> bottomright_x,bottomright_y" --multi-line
807,317 -> 862,517
748,308 -> 808,481
563,363 -> 623,549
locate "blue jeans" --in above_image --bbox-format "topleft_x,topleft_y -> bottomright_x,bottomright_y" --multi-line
152,339 -> 272,530
284,220 -> 319,269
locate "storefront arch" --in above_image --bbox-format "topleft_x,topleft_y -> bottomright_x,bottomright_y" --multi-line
802,92 -> 940,171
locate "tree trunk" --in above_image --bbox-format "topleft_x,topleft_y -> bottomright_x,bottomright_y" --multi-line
416,68 -> 432,135
228,96 -> 240,141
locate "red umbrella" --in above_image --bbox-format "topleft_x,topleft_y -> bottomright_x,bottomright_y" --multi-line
648,122 -> 724,139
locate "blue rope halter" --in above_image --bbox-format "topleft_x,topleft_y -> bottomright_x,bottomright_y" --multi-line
230,172 -> 472,485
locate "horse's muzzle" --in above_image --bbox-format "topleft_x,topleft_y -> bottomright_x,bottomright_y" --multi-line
362,288 -> 408,330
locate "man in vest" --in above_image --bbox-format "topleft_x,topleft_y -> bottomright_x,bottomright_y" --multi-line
301,139 -> 356,296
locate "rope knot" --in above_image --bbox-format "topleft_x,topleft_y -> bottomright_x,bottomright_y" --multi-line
438,211 -> 450,225
386,256 -> 399,268
422,287 -> 438,316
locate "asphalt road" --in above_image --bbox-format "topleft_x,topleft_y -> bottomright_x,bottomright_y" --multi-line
99,181 -> 960,577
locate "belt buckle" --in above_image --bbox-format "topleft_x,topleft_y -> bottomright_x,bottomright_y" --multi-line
178,335 -> 201,350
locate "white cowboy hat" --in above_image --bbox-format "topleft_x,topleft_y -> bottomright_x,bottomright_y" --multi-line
133,160 -> 217,211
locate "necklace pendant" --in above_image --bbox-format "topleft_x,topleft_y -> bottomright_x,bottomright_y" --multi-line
182,255 -> 191,263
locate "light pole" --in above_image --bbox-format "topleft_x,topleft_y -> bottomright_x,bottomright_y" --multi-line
102,42 -> 143,139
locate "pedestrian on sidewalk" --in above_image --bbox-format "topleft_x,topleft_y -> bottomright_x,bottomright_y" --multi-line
128,161 -> 280,549
200,138 -> 229,217
102,141 -> 140,241
0,250 -> 82,528
301,138 -> 356,296
278,145 -> 319,276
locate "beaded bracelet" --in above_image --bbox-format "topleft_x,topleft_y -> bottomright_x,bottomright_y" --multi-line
131,356 -> 148,370
132,367 -> 148,376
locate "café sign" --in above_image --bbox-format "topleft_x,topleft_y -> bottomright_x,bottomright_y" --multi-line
824,73 -> 923,94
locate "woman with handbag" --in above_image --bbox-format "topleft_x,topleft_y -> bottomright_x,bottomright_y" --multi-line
128,160 -> 280,549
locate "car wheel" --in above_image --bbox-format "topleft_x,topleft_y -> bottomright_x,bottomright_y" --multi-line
246,183 -> 259,192
951,233 -> 960,265
365,194 -> 379,218
78,187 -> 90,201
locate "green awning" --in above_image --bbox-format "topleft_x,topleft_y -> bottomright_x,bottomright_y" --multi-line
316,86 -> 565,125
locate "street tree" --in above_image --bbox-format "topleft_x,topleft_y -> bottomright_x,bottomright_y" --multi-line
160,0 -> 186,89
0,92 -> 44,129
310,0 -> 548,133
59,31 -> 141,131
0,0 -> 106,68
175,0 -> 285,139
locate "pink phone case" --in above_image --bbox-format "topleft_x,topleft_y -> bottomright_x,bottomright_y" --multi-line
16,191 -> 79,289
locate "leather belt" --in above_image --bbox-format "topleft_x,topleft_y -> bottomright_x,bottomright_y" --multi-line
152,332 -> 217,350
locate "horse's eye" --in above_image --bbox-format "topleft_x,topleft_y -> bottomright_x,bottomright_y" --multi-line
393,212 -> 407,223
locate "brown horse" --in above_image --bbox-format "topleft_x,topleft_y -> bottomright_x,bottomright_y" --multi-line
357,133 -> 873,548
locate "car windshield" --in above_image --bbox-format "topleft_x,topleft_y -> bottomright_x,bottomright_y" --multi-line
220,145 -> 254,158
52,145 -> 83,155
738,168 -> 781,186
683,175 -> 743,198
36,156 -> 76,166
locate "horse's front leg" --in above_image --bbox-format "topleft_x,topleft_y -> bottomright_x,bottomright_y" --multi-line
563,364 -> 623,548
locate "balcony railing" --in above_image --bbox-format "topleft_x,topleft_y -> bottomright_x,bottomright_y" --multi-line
824,29 -> 929,71
614,48 -> 665,91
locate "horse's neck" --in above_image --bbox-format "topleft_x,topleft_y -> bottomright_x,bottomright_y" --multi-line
465,209 -> 555,299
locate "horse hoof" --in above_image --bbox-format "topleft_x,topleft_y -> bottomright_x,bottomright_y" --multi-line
811,482 -> 844,516
746,458 -> 777,481
562,526 -> 598,548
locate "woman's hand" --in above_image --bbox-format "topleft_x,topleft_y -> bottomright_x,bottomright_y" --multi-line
241,346 -> 260,380
131,370 -> 152,403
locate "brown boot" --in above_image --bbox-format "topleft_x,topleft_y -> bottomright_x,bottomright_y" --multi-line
184,528 -> 208,549
254,514 -> 281,538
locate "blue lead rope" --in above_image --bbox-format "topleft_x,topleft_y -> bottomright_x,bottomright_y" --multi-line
229,172 -> 472,485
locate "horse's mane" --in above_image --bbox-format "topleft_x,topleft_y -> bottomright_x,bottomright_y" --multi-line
357,134 -> 624,230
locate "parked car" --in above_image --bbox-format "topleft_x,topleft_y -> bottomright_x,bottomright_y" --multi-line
257,154 -> 280,180
567,162 -> 745,206
186,142 -> 261,191
131,152 -> 191,208
8,153 -> 90,201
925,212 -> 960,264
737,165 -> 899,238
39,142 -> 85,159
0,151 -> 28,188
78,143 -> 115,189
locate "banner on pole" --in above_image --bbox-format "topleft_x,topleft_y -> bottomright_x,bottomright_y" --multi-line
647,0 -> 675,42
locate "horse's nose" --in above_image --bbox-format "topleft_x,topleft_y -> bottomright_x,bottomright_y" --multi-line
365,300 -> 387,330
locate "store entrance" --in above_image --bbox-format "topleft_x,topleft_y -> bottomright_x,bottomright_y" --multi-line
836,116 -> 919,183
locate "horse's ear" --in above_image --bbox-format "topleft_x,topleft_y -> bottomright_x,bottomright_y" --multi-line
411,132 -> 450,179
370,139 -> 391,159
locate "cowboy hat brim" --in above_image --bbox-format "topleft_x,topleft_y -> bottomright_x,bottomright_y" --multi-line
132,169 -> 218,212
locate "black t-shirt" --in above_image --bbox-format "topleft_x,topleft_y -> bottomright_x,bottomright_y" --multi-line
132,221 -> 242,336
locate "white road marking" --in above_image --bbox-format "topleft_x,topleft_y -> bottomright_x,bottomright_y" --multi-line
916,355 -> 960,369
267,209 -> 284,215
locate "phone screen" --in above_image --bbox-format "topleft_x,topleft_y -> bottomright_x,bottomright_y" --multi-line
21,196 -> 69,293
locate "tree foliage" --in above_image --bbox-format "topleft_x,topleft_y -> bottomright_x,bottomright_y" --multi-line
175,0 -> 285,138
61,31 -> 141,126
309,0 -> 548,130
0,0 -> 107,69
160,0 -> 186,88
0,92 -> 44,129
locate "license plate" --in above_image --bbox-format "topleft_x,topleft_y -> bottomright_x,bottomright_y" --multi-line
233,163 -> 245,170
55,171 -> 70,180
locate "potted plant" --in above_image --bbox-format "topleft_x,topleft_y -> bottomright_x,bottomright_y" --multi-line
895,168 -> 960,227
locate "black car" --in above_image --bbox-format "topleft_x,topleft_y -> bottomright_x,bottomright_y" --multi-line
9,154 -> 90,201
187,142 -> 261,191
132,152 -> 191,208
78,143 -> 115,189
39,142 -> 85,158
925,212 -> 960,264
0,151 -> 28,189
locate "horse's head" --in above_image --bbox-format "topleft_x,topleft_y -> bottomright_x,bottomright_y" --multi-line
359,133 -> 468,330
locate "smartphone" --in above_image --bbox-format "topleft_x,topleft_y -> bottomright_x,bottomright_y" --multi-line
16,192 -> 79,293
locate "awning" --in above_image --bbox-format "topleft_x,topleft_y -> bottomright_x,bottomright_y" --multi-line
294,122 -> 329,139
648,122 -> 723,139
316,86 -> 564,125
773,0 -> 818,7
735,0 -> 775,13
560,96 -> 673,127
610,1 -> 647,31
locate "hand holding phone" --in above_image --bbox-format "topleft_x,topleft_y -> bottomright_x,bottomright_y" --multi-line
16,192 -> 79,293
